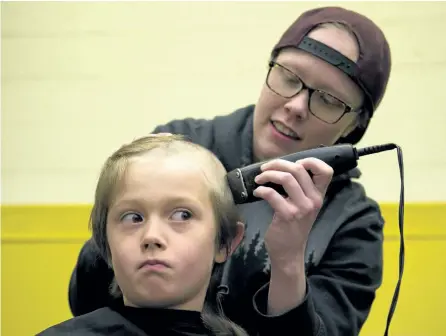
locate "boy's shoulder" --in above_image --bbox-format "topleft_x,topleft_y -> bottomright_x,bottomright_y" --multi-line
36,307 -> 144,336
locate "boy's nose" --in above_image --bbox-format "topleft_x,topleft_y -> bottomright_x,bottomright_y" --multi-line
140,221 -> 166,251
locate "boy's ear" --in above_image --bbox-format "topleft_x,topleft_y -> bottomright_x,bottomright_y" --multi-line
215,221 -> 245,263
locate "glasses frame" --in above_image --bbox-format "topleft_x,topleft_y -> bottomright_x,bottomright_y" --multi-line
266,61 -> 356,124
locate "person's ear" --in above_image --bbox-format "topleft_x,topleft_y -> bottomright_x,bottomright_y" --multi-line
214,221 -> 245,263
341,113 -> 360,138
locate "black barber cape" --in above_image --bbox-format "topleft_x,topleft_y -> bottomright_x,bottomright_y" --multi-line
37,305 -> 210,336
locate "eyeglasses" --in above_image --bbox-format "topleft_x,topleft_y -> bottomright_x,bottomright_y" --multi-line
266,61 -> 356,124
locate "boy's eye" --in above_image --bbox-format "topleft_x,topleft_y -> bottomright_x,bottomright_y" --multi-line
170,210 -> 192,222
121,212 -> 144,224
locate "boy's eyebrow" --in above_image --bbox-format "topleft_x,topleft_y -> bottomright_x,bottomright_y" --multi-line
112,194 -> 205,209
109,197 -> 144,210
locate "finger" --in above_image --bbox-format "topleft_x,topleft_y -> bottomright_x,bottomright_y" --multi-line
253,185 -> 292,215
297,158 -> 334,194
260,159 -> 318,199
255,170 -> 306,202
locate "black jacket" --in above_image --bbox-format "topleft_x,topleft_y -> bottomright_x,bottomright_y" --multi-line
68,105 -> 384,336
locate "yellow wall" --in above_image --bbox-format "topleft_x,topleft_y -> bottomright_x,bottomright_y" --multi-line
2,203 -> 446,336
2,2 -> 446,336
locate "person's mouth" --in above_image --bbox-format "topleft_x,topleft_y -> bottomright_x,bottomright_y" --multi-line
271,120 -> 301,140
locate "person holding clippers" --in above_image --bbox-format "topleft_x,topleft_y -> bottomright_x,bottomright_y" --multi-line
68,6 -> 391,336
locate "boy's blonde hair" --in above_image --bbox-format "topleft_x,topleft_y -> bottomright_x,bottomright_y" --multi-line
89,134 -> 247,336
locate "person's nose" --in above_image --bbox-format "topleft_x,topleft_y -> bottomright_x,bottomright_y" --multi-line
283,89 -> 310,121
140,218 -> 167,252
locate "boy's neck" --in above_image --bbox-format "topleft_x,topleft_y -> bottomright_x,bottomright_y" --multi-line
123,296 -> 204,313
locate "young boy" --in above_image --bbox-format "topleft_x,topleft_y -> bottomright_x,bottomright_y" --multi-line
38,135 -> 247,336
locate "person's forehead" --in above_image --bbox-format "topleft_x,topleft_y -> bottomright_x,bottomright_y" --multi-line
275,28 -> 363,105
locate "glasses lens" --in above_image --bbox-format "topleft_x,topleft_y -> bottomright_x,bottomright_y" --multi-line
266,63 -> 348,124
267,64 -> 302,98
310,90 -> 346,123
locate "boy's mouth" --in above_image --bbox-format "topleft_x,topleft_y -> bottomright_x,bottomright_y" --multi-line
139,258 -> 170,269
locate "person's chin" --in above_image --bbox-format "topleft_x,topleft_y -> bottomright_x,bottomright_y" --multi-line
257,141 -> 286,161
258,131 -> 296,160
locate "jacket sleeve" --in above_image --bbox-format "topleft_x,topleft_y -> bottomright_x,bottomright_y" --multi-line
68,118 -> 216,316
251,197 -> 385,336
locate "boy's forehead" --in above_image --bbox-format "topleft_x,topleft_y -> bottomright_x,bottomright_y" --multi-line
110,157 -> 213,206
